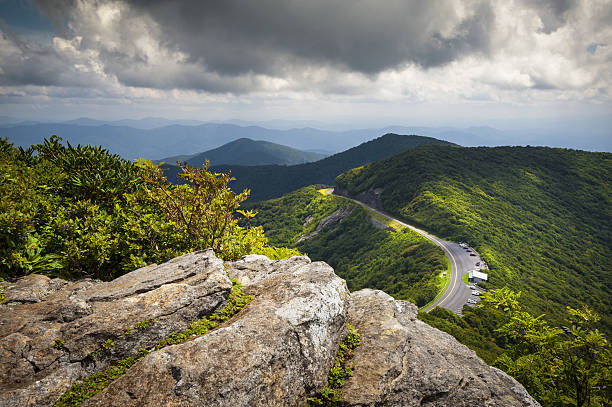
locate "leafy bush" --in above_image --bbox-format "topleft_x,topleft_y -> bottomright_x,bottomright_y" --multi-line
0,137 -> 294,280
481,288 -> 611,407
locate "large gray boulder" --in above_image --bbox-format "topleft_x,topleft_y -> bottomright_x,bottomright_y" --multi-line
82,255 -> 349,406
340,289 -> 539,406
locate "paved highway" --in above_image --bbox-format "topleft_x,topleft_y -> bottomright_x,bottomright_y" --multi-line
330,190 -> 483,315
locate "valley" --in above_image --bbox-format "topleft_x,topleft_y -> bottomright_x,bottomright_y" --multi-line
334,190 -> 483,314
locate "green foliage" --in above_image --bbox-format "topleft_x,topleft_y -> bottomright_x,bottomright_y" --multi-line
336,145 -> 612,334
247,186 -> 447,307
0,137 -> 293,280
15,235 -> 63,275
54,339 -> 64,350
54,279 -> 251,407
135,159 -> 250,257
133,318 -> 155,330
481,288 -> 611,407
307,323 -> 361,406
243,185 -> 348,246
54,354 -> 142,407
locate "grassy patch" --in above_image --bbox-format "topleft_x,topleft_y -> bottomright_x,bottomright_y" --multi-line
54,279 -> 251,407
307,323 -> 361,406
418,257 -> 451,312
462,273 -> 469,285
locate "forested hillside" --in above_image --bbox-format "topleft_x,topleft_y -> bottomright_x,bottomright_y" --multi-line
204,134 -> 455,201
245,185 -> 448,306
336,145 -> 612,333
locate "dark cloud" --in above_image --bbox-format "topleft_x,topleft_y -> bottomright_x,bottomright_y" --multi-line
7,0 -> 608,98
521,0 -> 577,33
34,0 -> 76,36
120,0 -> 494,76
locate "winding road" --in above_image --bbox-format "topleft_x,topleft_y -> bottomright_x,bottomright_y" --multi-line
328,189 -> 482,315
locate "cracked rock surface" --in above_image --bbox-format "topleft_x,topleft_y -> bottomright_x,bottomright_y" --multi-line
82,255 -> 348,407
340,289 -> 540,406
0,250 -> 231,407
1,253 -> 539,406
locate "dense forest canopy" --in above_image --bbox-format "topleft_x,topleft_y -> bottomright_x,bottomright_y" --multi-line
336,145 -> 612,333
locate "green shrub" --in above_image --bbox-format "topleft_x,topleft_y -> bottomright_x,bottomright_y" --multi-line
0,137 -> 294,280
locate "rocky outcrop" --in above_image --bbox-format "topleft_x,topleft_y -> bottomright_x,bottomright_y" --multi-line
297,206 -> 353,242
82,256 -> 348,407
0,251 -> 232,407
0,252 -> 539,407
335,186 -> 385,210
341,289 -> 538,406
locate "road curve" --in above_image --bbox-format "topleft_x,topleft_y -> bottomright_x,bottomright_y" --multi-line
329,190 -> 481,315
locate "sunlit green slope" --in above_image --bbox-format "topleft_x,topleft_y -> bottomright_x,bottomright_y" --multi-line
336,145 -> 612,332
245,185 -> 448,306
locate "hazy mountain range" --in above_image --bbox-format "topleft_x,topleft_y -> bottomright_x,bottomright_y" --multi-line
4,117 -> 609,161
203,134 -> 455,201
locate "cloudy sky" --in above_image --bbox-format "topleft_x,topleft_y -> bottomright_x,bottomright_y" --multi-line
1,0 -> 611,141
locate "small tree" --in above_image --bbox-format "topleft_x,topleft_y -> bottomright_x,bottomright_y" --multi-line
135,159 -> 251,258
481,287 -> 611,407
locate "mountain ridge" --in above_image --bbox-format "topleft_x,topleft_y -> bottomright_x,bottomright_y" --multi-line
203,133 -> 456,201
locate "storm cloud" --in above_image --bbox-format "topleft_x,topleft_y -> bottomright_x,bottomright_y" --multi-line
122,0 -> 495,75
0,0 -> 609,101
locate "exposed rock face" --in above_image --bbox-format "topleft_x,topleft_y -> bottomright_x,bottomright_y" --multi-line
0,251 -> 232,407
341,289 -> 539,406
83,255 -> 348,407
0,252 -> 539,407
297,206 -> 353,242
335,186 -> 384,210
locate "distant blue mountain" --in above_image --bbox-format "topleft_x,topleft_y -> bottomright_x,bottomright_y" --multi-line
158,138 -> 327,167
